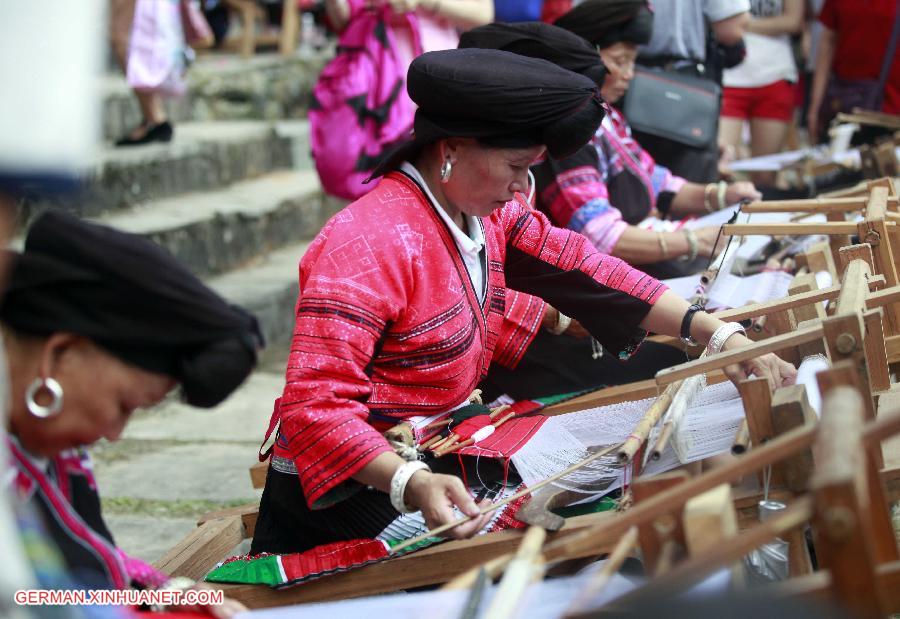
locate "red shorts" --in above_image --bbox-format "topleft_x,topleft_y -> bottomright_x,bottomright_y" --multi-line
721,80 -> 795,122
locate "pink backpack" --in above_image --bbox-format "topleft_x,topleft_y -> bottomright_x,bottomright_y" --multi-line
309,5 -> 421,200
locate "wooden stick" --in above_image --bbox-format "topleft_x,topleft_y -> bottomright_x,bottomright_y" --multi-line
649,422 -> 675,462
731,420 -> 750,455
741,197 -> 866,214
723,222 -> 864,236
389,443 -> 621,555
420,433 -> 447,451
653,539 -> 679,576
456,568 -> 488,619
617,380 -> 682,464
482,526 -> 546,619
428,405 -> 511,454
563,526 -> 639,616
434,410 -> 518,457
655,324 -> 823,387
442,554 -> 512,591
647,372 -> 704,462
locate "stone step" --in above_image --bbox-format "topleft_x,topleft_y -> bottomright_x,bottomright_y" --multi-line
26,120 -> 309,219
102,51 -> 330,142
97,169 -> 338,278
206,239 -> 319,349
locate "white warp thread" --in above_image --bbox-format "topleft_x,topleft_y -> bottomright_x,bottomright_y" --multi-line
512,382 -> 748,501
671,381 -> 745,463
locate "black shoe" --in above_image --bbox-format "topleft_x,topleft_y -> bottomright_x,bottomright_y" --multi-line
115,121 -> 173,147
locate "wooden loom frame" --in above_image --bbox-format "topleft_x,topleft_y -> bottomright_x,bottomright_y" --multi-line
153,180 -> 900,607
155,253 -> 900,609
447,262 -> 900,617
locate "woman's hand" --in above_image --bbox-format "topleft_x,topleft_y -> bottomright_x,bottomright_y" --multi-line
542,305 -> 591,338
404,470 -> 492,539
725,181 -> 762,205
565,319 -> 592,339
721,334 -> 797,391
694,225 -> 723,259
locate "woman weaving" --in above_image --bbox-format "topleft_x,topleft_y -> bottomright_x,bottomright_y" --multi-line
3,211 -> 261,614
536,0 -> 762,279
251,48 -> 796,555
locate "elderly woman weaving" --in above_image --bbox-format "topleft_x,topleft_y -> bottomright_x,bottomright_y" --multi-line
251,48 -> 796,556
529,1 -> 761,279
3,211 -> 262,613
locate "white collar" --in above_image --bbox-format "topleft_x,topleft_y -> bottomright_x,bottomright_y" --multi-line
400,162 -> 485,256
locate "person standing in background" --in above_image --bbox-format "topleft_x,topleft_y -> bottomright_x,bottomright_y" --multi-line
630,0 -> 751,183
807,0 -> 900,145
324,0 -> 493,68
719,0 -> 803,188
109,0 -> 174,146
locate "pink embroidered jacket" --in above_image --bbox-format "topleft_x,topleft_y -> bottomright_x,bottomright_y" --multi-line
273,171 -> 667,507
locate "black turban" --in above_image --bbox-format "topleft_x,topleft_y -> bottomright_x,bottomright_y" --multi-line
0,210 -> 264,408
459,22 -> 608,88
370,48 -> 605,178
555,0 -> 654,48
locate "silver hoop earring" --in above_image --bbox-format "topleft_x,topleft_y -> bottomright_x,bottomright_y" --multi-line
440,158 -> 453,183
25,377 -> 64,419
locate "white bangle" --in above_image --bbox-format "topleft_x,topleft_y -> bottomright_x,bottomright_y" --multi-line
680,229 -> 698,262
707,322 -> 746,355
717,181 -> 728,211
389,460 -> 430,514
548,311 -> 572,335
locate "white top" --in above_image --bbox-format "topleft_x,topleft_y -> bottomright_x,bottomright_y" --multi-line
724,0 -> 798,87
400,162 -> 486,303
642,0 -> 751,63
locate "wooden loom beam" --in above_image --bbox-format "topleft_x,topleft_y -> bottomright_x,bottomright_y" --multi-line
572,383 -> 895,617
809,386 -> 885,617
650,276 -> 887,349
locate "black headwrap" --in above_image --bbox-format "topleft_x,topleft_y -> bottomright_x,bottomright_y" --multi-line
369,48 -> 605,178
554,0 -> 654,48
0,211 -> 264,408
458,22 -> 608,88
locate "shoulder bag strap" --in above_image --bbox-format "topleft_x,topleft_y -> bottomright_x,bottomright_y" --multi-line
873,1 -> 900,110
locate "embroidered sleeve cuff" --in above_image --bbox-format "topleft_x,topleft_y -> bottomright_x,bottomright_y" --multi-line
494,292 -> 545,369
288,416 -> 394,508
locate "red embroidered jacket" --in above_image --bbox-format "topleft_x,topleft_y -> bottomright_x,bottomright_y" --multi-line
274,171 -> 667,507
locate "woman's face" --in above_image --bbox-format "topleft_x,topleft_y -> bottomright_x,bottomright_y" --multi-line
12,336 -> 176,457
442,140 -> 545,218
598,42 -> 639,104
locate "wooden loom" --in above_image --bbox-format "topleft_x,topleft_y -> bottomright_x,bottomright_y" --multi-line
723,182 -> 897,321
154,182 -> 900,608
441,261 -> 900,616
154,253 -> 900,609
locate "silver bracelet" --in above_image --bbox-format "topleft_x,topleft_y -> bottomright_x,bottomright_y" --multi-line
680,229 -> 699,262
707,322 -> 745,355
548,311 -> 572,335
389,460 -> 430,514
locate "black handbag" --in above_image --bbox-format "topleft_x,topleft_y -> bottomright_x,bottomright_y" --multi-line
623,66 -> 721,149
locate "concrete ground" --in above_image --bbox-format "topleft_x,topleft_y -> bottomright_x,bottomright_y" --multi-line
91,345 -> 289,563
